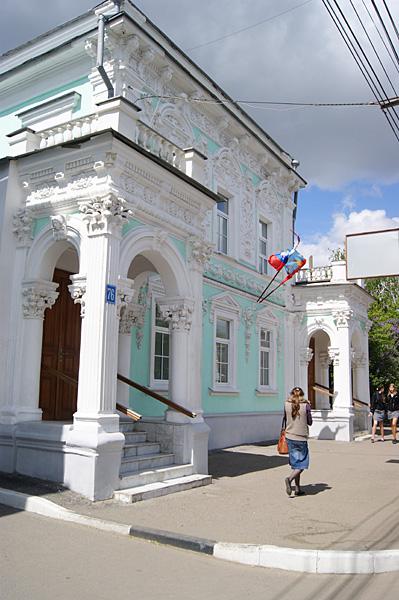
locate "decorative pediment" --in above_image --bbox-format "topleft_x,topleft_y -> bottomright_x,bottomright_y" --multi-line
209,292 -> 241,323
154,104 -> 194,149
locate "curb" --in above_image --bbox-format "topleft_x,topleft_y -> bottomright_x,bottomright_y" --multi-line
2,487 -> 399,574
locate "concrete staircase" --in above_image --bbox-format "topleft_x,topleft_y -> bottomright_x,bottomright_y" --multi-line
114,418 -> 211,503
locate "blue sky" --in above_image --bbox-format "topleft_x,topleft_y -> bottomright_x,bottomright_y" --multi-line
0,0 -> 398,266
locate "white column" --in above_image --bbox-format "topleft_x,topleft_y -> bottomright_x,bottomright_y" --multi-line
317,353 -> 331,409
299,346 -> 313,397
158,297 -> 195,421
116,279 -> 135,407
331,309 -> 354,440
17,280 -> 59,421
64,193 -> 132,500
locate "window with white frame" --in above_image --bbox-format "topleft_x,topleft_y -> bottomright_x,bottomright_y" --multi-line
257,311 -> 278,392
217,195 -> 229,254
210,293 -> 240,392
258,220 -> 269,274
151,301 -> 170,388
259,328 -> 272,387
215,317 -> 231,384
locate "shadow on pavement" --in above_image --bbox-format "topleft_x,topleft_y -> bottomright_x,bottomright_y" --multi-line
297,483 -> 331,496
209,449 -> 288,478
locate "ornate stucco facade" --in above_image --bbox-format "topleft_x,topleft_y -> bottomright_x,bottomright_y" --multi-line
0,1 -> 373,501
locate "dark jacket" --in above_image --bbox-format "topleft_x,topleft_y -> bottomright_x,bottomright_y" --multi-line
370,391 -> 387,413
387,392 -> 399,413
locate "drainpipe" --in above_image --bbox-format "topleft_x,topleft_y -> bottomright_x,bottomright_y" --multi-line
293,190 -> 298,244
96,13 -> 115,99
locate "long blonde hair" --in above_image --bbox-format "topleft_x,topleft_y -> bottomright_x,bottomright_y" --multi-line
289,387 -> 305,419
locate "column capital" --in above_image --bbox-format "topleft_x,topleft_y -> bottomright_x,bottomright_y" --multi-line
328,346 -> 340,366
79,193 -> 133,236
117,277 -> 135,319
333,309 -> 353,328
13,208 -> 34,247
158,297 -> 194,331
68,274 -> 87,317
299,346 -> 313,365
22,279 -> 59,319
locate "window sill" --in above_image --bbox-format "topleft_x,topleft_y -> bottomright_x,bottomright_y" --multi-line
255,388 -> 278,396
208,386 -> 240,396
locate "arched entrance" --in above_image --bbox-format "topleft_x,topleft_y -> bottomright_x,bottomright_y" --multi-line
39,246 -> 80,420
308,330 -> 333,410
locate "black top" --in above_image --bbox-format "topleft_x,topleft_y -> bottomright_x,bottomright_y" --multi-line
387,392 -> 399,412
370,391 -> 387,413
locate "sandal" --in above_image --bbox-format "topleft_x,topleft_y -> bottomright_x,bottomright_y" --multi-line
285,477 -> 292,497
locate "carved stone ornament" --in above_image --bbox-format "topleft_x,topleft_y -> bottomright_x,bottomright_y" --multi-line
300,347 -> 314,365
158,298 -> 194,332
79,193 -> 133,235
333,309 -> 353,328
68,275 -> 87,317
22,280 -> 59,319
242,308 -> 255,362
50,214 -> 67,241
13,208 -> 34,246
319,351 -> 330,369
328,347 -> 340,366
188,237 -> 214,270
119,302 -> 146,336
352,350 -> 367,368
117,278 -> 135,319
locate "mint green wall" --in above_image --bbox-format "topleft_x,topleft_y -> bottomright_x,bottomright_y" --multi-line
33,217 -> 50,238
129,306 -> 166,418
201,282 -> 285,415
0,77 -> 92,159
122,218 -> 146,236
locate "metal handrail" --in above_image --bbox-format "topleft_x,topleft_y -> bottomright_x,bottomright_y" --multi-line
117,372 -> 196,418
43,367 -> 142,421
353,397 -> 369,408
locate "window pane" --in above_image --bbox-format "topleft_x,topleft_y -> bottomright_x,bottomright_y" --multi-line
261,222 -> 268,239
163,333 -> 169,354
163,357 -> 169,380
216,318 -> 230,339
154,356 -> 162,380
155,304 -> 169,328
155,332 -> 163,355
217,198 -> 228,214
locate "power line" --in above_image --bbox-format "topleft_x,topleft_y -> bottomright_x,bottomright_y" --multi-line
186,0 -> 313,51
382,0 -> 399,42
370,0 -> 399,68
360,0 -> 399,75
322,0 -> 399,143
349,0 -> 398,97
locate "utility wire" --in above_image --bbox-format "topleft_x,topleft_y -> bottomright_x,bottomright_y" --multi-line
370,0 -> 399,67
322,0 -> 399,143
382,0 -> 399,42
330,0 -> 399,126
349,0 -> 398,97
360,0 -> 399,75
186,0 -> 313,51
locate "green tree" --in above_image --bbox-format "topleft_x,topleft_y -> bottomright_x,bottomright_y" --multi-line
365,277 -> 399,391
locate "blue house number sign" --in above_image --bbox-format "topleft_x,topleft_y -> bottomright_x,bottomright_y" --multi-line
106,284 -> 116,305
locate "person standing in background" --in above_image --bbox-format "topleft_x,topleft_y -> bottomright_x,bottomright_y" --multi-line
284,387 -> 312,497
387,383 -> 399,444
370,385 -> 387,443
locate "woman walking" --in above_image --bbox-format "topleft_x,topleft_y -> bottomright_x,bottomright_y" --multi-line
387,383 -> 399,444
370,385 -> 387,443
284,387 -> 312,497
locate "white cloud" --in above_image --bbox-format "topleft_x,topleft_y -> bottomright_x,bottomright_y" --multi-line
300,209 -> 399,266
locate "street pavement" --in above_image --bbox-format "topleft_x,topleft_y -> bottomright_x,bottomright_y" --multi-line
1,437 -> 398,551
1,505 -> 399,600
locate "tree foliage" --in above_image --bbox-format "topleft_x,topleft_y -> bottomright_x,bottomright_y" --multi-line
365,277 -> 399,391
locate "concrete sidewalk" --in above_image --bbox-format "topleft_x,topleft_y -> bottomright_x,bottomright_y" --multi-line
1,437 -> 399,553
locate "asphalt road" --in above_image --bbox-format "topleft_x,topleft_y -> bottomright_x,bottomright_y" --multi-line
1,504 -> 399,600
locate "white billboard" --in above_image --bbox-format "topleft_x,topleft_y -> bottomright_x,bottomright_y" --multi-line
345,228 -> 399,280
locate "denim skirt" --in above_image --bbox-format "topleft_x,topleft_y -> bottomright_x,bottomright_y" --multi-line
373,410 -> 385,422
287,438 -> 309,470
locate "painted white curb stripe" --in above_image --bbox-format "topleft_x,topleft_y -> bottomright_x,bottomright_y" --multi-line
214,542 -> 399,574
2,487 -> 399,574
0,488 -> 131,536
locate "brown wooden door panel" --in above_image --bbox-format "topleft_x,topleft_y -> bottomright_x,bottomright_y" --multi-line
40,269 -> 81,421
308,337 -> 316,409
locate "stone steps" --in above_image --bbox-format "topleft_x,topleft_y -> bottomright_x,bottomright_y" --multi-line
120,452 -> 175,475
116,417 -> 211,501
118,462 -> 195,489
114,474 -> 212,503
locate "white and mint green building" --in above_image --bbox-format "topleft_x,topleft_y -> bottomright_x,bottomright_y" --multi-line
0,1 -> 372,501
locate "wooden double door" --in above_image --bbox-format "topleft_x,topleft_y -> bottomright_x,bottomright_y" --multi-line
39,269 -> 81,421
